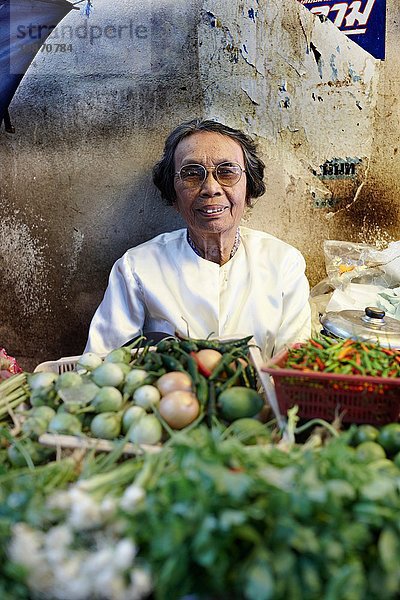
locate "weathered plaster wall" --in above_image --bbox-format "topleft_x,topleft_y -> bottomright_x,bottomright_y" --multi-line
0,0 -> 200,367
0,0 -> 399,368
352,0 -> 400,249
199,0 -> 381,285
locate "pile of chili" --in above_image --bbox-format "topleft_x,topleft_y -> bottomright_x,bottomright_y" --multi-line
285,336 -> 400,377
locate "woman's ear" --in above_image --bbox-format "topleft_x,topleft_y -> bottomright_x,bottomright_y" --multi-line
246,195 -> 254,208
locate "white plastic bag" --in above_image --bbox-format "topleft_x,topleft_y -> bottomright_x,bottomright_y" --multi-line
377,286 -> 400,320
325,283 -> 386,313
323,240 -> 400,290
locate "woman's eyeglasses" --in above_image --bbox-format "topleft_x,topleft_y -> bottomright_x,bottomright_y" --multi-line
175,162 -> 246,188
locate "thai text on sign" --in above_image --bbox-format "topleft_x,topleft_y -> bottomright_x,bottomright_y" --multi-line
298,0 -> 386,59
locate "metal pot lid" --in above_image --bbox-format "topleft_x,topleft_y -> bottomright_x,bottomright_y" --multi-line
320,306 -> 400,348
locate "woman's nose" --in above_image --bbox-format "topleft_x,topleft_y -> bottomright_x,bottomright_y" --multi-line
200,169 -> 222,195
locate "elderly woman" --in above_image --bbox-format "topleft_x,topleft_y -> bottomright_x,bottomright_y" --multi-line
84,119 -> 311,358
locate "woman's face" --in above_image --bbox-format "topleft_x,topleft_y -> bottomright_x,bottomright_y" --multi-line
173,131 -> 247,237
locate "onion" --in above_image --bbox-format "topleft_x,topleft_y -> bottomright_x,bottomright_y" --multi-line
159,391 -> 200,429
156,371 -> 193,396
195,349 -> 222,371
193,349 -> 223,376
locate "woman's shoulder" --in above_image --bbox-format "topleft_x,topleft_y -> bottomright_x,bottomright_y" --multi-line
240,226 -> 303,256
122,229 -> 187,257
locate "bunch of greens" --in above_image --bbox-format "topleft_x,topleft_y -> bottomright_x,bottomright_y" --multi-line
0,373 -> 29,425
4,416 -> 400,600
122,425 -> 400,600
0,427 -> 77,600
3,439 -> 152,600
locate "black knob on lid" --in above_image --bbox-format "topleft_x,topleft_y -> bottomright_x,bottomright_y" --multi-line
365,306 -> 385,319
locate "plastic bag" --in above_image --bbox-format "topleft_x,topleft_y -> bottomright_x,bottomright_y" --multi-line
0,348 -> 22,381
323,240 -> 400,290
377,286 -> 400,320
325,283 -> 386,312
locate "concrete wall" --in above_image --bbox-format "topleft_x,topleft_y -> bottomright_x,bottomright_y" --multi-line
199,0 -> 381,282
0,0 -> 399,368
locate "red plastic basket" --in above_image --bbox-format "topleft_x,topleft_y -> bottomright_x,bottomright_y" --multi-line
263,347 -> 400,425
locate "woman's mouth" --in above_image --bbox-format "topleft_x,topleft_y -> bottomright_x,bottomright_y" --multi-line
197,206 -> 228,216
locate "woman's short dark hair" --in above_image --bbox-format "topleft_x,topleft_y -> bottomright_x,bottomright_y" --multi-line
153,119 -> 266,205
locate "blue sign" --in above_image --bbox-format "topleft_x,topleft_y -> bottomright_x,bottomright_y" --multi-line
298,0 -> 386,60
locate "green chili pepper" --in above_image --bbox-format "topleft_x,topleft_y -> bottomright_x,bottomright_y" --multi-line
346,360 -> 366,375
156,338 -> 179,353
284,336 -> 400,377
142,353 -> 163,369
206,380 -> 216,427
159,354 -> 186,372
218,363 -> 244,392
180,340 -> 199,353
144,369 -> 166,379
245,363 -> 257,389
196,374 -> 209,408
240,366 -> 251,388
324,362 -> 340,373
185,354 -> 199,385
177,334 -> 252,353
209,351 -> 238,381
217,335 -> 253,354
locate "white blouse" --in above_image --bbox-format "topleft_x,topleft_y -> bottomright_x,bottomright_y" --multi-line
84,227 -> 311,359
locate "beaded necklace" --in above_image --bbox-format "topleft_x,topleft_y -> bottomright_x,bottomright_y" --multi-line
186,228 -> 241,260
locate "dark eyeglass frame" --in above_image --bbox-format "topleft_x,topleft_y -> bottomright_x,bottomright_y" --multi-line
174,161 -> 246,188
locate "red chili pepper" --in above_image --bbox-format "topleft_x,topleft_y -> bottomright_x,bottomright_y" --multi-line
315,356 -> 325,371
288,363 -> 308,370
310,339 -> 324,350
190,351 -> 212,377
337,347 -> 353,360
381,348 -> 396,356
